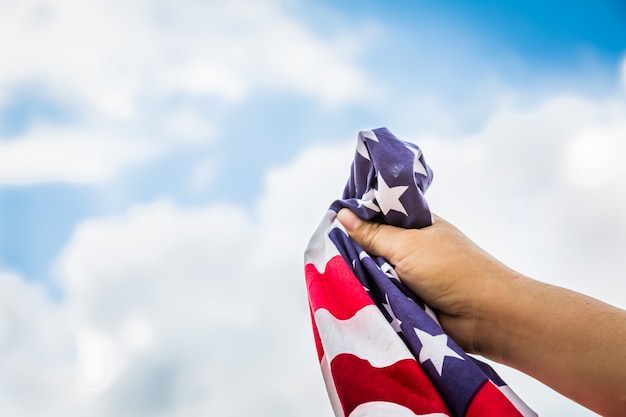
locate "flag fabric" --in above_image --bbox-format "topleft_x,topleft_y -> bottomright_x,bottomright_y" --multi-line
304,128 -> 537,417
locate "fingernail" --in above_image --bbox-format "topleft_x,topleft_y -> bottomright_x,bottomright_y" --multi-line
337,209 -> 361,232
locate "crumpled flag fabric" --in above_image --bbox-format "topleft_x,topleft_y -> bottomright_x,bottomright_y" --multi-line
304,128 -> 537,417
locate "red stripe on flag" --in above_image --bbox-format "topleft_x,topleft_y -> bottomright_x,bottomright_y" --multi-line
331,353 -> 451,416
466,381 -> 524,417
306,255 -> 374,320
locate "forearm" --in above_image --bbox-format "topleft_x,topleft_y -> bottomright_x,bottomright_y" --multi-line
478,274 -> 626,416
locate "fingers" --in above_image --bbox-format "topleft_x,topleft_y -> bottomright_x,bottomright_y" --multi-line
336,208 -> 406,265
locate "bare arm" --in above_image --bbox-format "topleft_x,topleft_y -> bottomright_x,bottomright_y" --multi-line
337,208 -> 626,416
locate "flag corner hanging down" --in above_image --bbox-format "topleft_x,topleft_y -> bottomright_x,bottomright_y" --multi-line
304,128 -> 537,417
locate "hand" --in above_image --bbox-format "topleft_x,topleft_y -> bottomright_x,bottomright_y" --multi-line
336,208 -> 523,354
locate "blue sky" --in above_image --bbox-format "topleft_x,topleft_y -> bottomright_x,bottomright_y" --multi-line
3,0 -> 625,287
0,1 -> 625,415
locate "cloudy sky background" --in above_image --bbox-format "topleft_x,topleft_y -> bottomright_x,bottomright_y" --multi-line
0,0 -> 625,415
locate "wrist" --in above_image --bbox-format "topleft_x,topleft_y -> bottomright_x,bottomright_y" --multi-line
472,267 -> 529,362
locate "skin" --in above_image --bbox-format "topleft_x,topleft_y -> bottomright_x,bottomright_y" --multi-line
336,208 -> 626,417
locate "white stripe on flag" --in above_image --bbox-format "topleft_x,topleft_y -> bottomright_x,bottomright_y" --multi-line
497,384 -> 538,417
315,305 -> 413,367
304,210 -> 342,273
349,401 -> 449,417
321,354 -> 345,417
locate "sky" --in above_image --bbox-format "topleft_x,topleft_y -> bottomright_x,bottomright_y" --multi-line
0,0 -> 625,415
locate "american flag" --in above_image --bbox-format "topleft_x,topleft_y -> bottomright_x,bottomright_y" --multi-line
304,128 -> 537,417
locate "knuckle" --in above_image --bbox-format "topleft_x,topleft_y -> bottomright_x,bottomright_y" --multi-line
362,223 -> 382,251
362,223 -> 378,244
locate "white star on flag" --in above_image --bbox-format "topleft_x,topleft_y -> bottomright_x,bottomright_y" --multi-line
374,174 -> 408,215
382,294 -> 403,333
406,145 -> 428,177
357,188 -> 380,212
360,130 -> 379,142
380,261 -> 400,281
414,328 -> 464,376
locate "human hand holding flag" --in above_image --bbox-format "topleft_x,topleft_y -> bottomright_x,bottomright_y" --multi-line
335,209 -> 521,356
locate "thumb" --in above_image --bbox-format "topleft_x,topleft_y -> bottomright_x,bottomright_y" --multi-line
336,208 -> 405,265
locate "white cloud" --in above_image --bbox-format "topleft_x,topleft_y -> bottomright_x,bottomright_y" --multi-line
0,272 -> 77,415
42,136 -> 354,416
0,0 -> 373,184
75,328 -> 116,391
0,0 -> 372,109
35,147 -> 353,416
46,138 -> 356,415
256,140 -> 354,243
0,128 -> 159,184
0,185 -> 340,415
565,123 -> 626,187
420,93 -> 626,295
